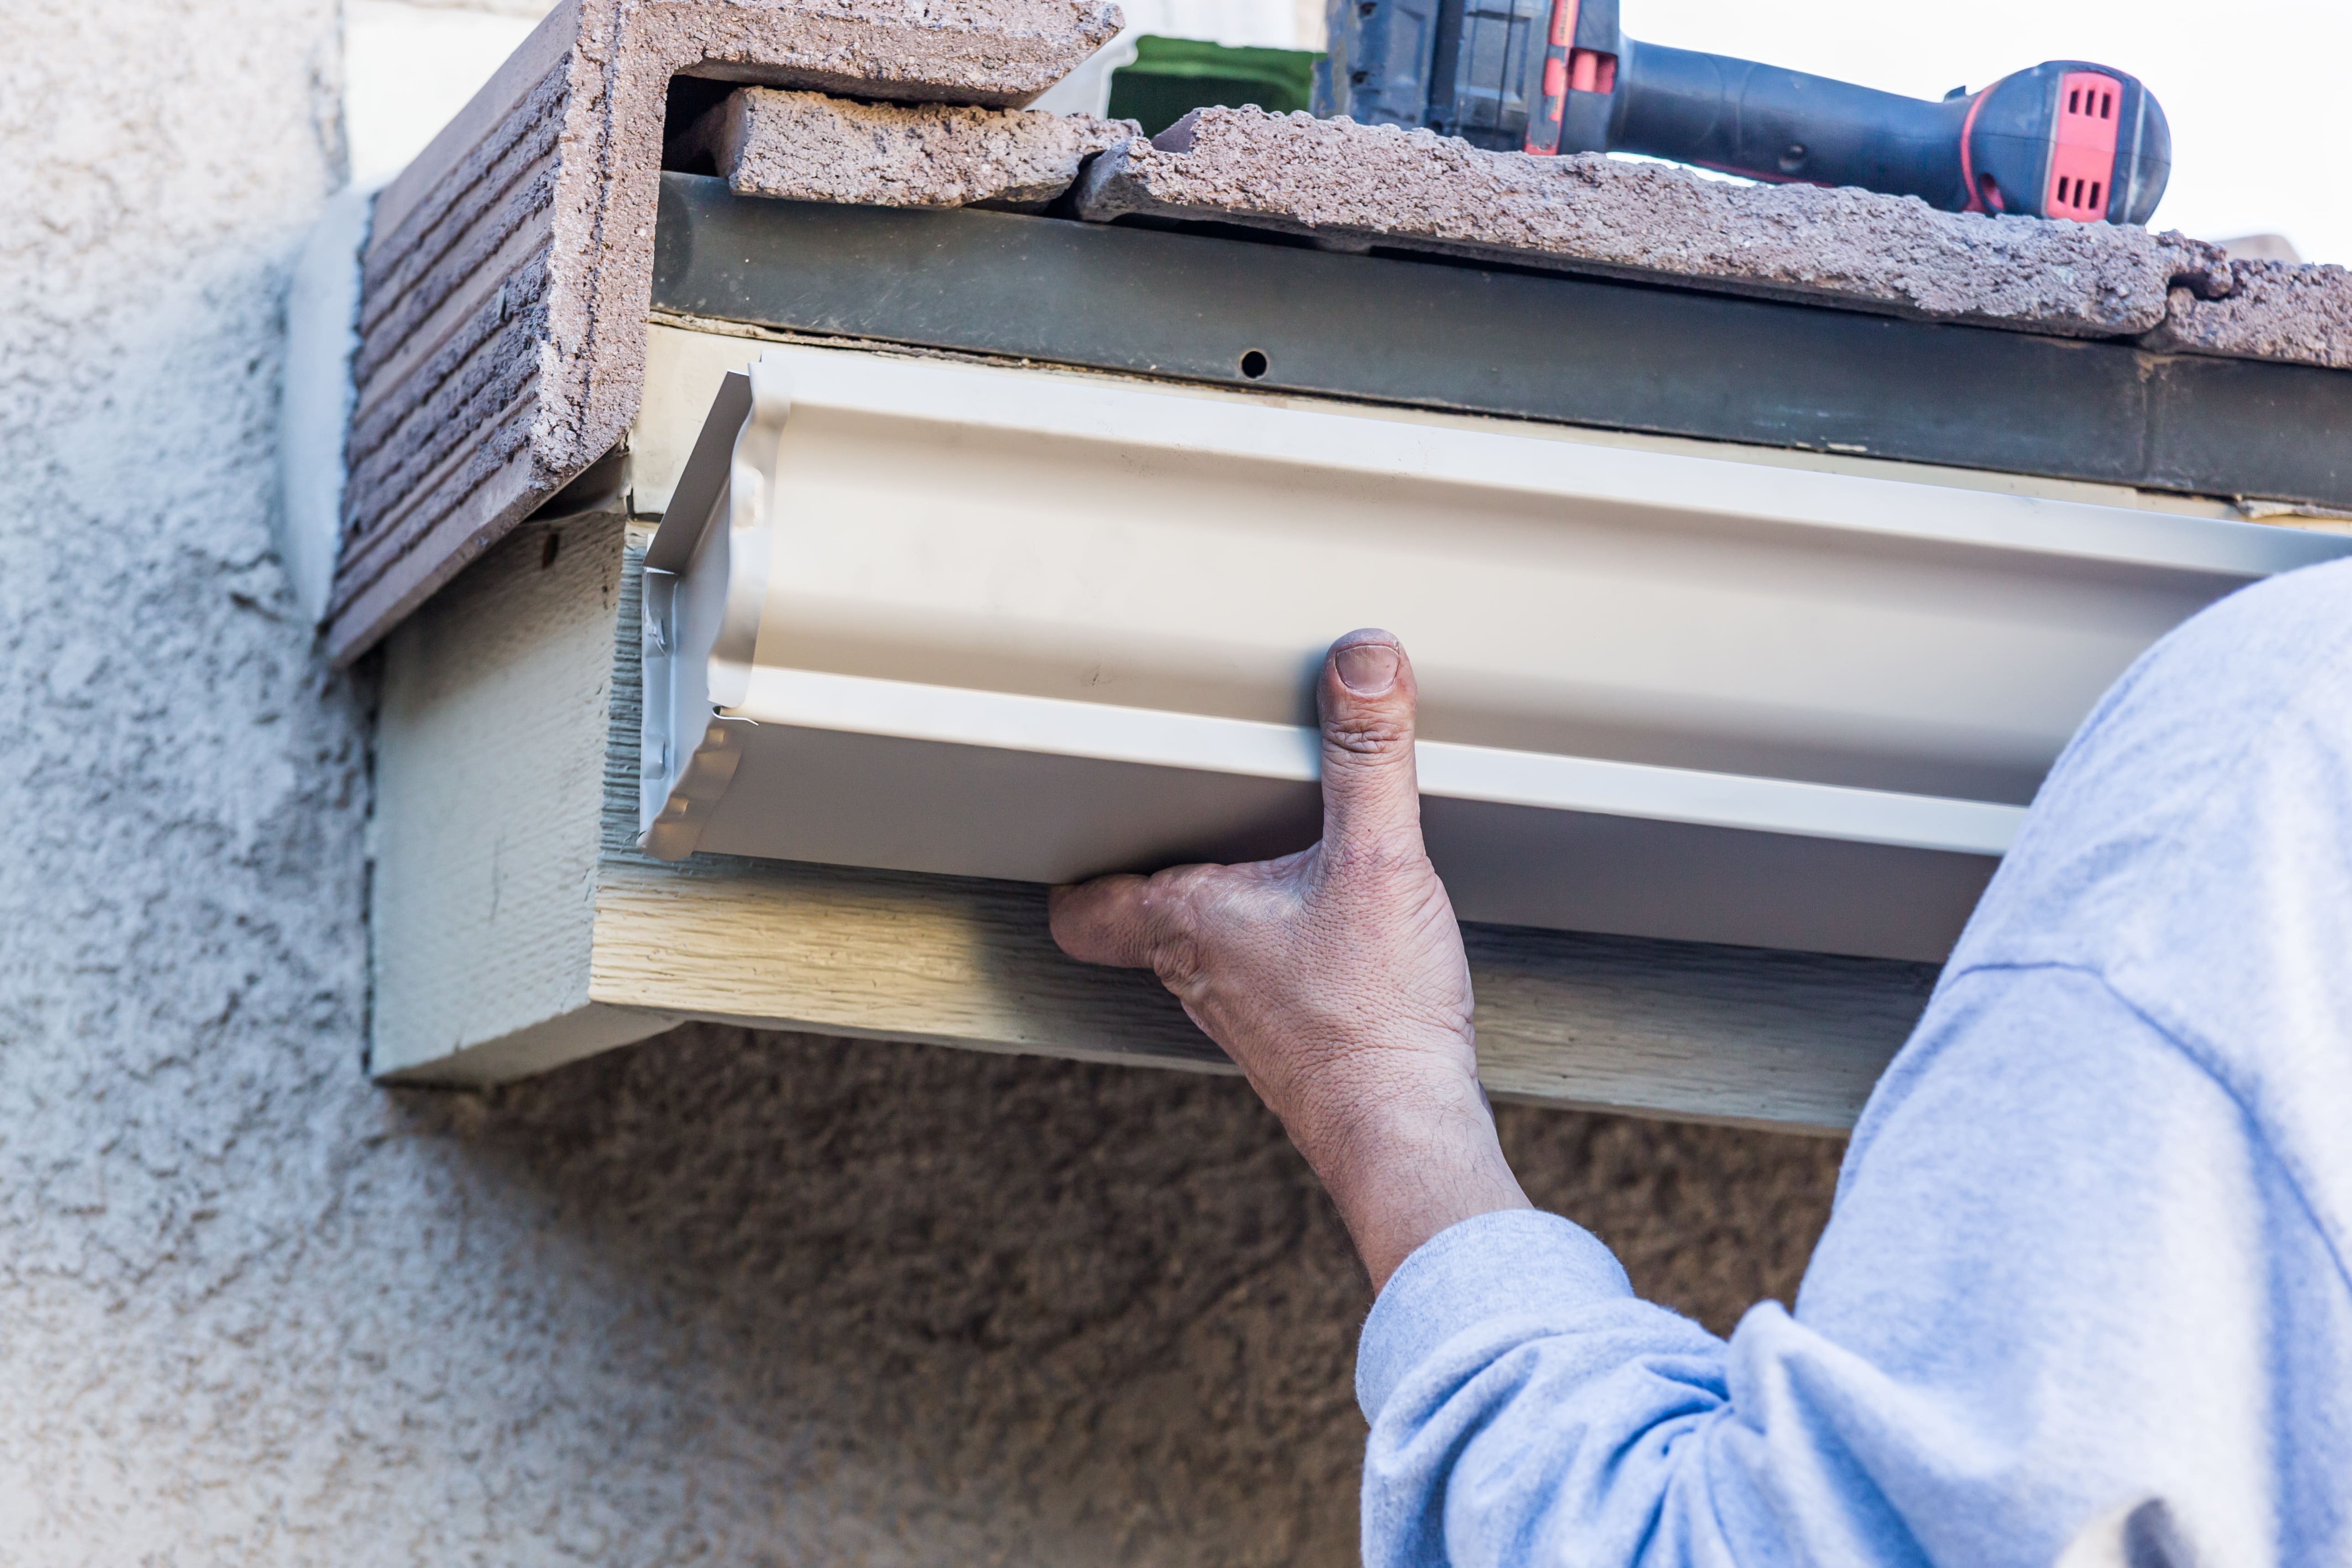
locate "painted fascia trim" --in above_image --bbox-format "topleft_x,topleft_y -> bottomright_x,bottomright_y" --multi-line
726,665 -> 2026,857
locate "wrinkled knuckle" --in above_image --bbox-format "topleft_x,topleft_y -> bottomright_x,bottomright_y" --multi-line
1149,932 -> 1207,994
1323,712 -> 1412,756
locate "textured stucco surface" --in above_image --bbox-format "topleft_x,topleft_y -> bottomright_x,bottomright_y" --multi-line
0,0 -> 1842,1558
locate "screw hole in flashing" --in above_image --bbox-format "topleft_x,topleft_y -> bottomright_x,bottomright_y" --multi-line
1239,349 -> 1270,379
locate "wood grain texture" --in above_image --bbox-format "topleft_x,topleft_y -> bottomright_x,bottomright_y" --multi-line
587,857 -> 1929,1132
372,512 -> 1929,1129
1458,926 -> 1932,1130
589,857 -> 1228,1069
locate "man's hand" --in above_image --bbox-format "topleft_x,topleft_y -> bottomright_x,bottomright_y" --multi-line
1050,630 -> 1530,1289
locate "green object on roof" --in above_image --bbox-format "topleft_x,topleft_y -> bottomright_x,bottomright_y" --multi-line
1107,36 -> 1324,137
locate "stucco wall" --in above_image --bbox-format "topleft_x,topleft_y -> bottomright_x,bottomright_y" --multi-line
0,0 -> 1840,1559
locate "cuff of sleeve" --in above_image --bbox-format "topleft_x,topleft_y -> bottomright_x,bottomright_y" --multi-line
1356,1208 -> 1632,1423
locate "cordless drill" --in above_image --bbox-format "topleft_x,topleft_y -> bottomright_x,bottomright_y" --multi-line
1316,0 -> 2172,224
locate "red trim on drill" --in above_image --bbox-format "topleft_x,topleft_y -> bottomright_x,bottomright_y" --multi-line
1523,0 -> 1578,154
2046,70 -> 2122,222
1957,80 -> 1995,213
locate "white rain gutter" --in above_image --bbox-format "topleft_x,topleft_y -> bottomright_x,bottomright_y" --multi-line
638,345 -> 2351,962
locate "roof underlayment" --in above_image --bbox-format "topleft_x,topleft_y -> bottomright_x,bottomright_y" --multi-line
332,0 -> 2352,662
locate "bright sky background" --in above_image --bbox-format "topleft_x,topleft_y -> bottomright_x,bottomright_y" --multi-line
345,0 -> 547,188
345,0 -> 2351,261
1625,0 -> 2351,263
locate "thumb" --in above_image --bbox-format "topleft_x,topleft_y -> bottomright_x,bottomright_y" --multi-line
1317,629 -> 1422,856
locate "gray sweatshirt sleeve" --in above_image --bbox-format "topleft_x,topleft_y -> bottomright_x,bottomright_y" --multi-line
1358,556 -> 2352,1568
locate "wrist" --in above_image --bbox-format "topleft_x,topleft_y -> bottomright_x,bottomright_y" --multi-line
1293,1071 -> 1531,1291
1296,1062 -> 1485,1171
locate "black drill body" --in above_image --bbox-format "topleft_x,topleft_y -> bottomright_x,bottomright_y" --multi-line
1614,42 -> 1966,200
1315,0 -> 2172,224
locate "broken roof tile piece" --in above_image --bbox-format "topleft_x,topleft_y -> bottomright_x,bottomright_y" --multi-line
1073,107 -> 2230,342
329,0 -> 1122,663
2146,259 -> 2352,371
703,87 -> 1137,209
